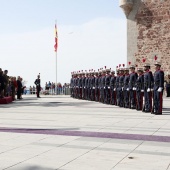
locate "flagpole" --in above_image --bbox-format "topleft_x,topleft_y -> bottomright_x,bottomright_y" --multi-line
55,20 -> 58,95
56,50 -> 57,94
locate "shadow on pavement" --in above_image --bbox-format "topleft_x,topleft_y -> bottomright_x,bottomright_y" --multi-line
16,166 -> 53,170
0,98 -> 115,109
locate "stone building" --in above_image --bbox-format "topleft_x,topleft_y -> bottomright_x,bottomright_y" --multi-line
119,0 -> 170,73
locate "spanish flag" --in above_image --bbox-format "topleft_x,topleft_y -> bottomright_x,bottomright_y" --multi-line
54,24 -> 58,52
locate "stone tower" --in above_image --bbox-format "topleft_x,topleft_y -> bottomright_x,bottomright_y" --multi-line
119,0 -> 170,73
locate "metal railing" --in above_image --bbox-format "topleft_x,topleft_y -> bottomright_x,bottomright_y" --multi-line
25,87 -> 71,95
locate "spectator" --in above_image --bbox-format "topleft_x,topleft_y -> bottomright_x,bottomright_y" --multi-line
48,81 -> 51,89
11,77 -> 17,100
45,82 -> 48,90
33,86 -> 35,94
3,70 -> 9,97
0,68 -> 5,98
17,76 -> 22,99
29,86 -> 33,94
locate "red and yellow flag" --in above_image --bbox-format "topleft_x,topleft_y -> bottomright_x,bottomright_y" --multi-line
54,24 -> 58,52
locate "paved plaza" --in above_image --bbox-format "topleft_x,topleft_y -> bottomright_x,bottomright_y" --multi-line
0,95 -> 170,170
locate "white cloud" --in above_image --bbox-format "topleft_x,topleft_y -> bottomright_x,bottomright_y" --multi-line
0,17 -> 127,87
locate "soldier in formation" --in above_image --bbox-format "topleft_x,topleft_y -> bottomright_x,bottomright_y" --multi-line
70,61 -> 165,115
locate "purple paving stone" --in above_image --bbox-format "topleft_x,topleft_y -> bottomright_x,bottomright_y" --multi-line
0,127 -> 170,143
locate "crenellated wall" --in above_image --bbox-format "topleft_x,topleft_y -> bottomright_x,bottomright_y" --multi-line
119,0 -> 170,74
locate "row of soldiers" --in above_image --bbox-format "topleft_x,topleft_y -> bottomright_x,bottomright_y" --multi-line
70,61 -> 164,115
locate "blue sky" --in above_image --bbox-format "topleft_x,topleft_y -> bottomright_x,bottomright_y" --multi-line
0,0 -> 127,86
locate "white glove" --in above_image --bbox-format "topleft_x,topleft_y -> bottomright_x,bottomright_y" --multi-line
127,88 -> 129,91
122,87 -> 124,91
93,87 -> 95,89
114,88 -> 116,91
108,86 -> 110,89
84,87 -> 85,89
151,89 -> 153,91
133,87 -> 136,91
104,87 -> 105,89
147,88 -> 151,92
141,89 -> 144,92
157,87 -> 163,92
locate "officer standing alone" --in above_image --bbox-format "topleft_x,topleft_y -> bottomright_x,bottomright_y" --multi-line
34,74 -> 41,98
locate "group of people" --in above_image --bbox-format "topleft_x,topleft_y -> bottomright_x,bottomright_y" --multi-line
0,68 -> 25,100
70,62 -> 170,115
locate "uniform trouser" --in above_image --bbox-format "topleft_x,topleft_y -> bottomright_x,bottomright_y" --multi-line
129,90 -> 136,108
70,88 -> 73,97
82,88 -> 85,99
76,88 -> 78,98
118,89 -> 124,107
4,85 -> 8,97
100,88 -> 104,103
116,89 -> 119,105
17,88 -> 22,99
166,86 -> 170,97
105,88 -> 110,104
79,88 -> 82,99
36,87 -> 40,97
91,89 -> 95,101
72,88 -> 75,98
87,87 -> 91,100
85,88 -> 88,100
110,89 -> 115,105
124,90 -> 129,107
144,90 -> 152,111
136,91 -> 143,110
153,90 -> 163,113
95,88 -> 98,101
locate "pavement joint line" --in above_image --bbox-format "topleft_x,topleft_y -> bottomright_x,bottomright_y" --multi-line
0,136 -> 49,156
0,134 -> 22,144
96,119 -> 128,133
166,163 -> 170,170
56,138 -> 111,170
124,114 -> 154,133
151,119 -> 170,136
109,140 -> 144,170
2,136 -> 80,170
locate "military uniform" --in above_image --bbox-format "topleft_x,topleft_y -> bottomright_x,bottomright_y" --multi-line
115,71 -> 120,106
101,70 -> 106,103
85,73 -> 89,100
98,71 -> 102,102
117,69 -> 125,107
78,73 -> 82,99
105,69 -> 111,104
90,73 -> 95,101
34,74 -> 41,98
82,73 -> 86,99
165,74 -> 170,97
110,71 -> 116,105
143,63 -> 154,112
94,72 -> 99,102
70,73 -> 74,97
136,68 -> 144,110
153,62 -> 164,115
129,65 -> 138,109
123,69 -> 130,108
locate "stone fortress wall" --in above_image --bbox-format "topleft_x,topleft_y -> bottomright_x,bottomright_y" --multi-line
119,0 -> 170,74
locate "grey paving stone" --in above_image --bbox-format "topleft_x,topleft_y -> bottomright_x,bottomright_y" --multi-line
0,95 -> 170,170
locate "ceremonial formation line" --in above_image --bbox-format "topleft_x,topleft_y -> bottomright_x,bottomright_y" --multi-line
70,61 -> 165,115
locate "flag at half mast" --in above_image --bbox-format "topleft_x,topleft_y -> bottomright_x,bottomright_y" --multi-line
54,24 -> 58,52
